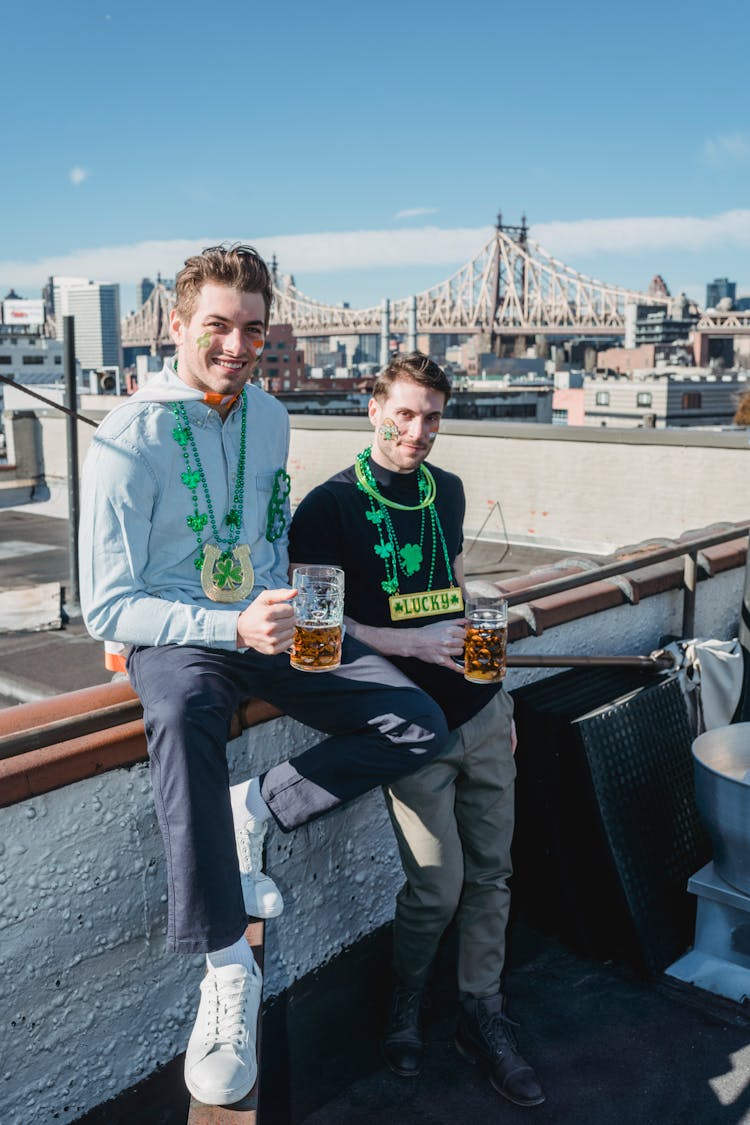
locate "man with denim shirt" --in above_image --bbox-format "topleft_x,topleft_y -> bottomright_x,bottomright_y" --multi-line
79,246 -> 449,1108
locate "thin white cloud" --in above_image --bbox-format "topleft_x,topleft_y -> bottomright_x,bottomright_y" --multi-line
703,133 -> 750,167
394,207 -> 439,220
69,166 -> 89,186
0,228 -> 494,290
2,210 -> 750,293
532,210 -> 750,258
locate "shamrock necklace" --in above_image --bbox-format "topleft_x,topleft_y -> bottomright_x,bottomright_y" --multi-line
171,393 -> 255,602
355,448 -> 462,622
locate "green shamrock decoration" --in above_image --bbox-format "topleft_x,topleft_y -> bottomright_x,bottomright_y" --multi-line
273,469 -> 291,501
365,509 -> 385,525
215,556 -> 243,588
181,470 -> 201,488
382,577 -> 399,595
172,427 -> 189,447
187,513 -> 208,532
225,509 -> 241,527
374,543 -> 394,558
265,469 -> 292,543
399,543 -> 423,576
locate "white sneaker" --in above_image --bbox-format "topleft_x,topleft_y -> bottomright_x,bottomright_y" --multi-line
184,960 -> 262,1105
236,819 -> 284,919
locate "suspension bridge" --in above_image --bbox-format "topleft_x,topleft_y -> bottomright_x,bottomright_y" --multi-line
121,216 -> 748,353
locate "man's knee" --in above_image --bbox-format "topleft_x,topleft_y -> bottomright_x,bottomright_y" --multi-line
143,685 -> 232,747
368,694 -> 449,767
398,873 -> 462,926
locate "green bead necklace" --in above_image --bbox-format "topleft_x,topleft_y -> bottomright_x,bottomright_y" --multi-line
172,395 -> 247,567
355,447 -> 455,597
171,395 -> 256,601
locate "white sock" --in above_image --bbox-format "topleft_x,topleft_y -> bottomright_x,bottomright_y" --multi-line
229,777 -> 270,829
206,934 -> 256,972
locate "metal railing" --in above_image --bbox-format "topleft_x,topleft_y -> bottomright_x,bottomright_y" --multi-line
502,522 -> 750,639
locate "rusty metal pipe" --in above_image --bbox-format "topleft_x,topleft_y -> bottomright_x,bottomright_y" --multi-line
504,526 -> 749,607
507,653 -> 675,670
0,698 -> 144,761
0,695 -> 282,762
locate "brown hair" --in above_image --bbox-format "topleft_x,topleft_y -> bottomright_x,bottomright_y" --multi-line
175,244 -> 274,324
372,351 -> 452,404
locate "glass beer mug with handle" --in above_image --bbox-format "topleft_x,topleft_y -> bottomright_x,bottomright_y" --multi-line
463,595 -> 508,684
290,565 -> 345,673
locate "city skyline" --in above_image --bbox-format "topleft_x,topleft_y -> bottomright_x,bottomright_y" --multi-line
3,0 -> 748,312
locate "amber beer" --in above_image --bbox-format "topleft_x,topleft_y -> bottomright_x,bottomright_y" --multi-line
463,596 -> 508,684
290,623 -> 343,673
290,565 -> 345,673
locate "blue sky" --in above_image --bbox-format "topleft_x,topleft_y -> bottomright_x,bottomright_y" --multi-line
2,0 -> 749,313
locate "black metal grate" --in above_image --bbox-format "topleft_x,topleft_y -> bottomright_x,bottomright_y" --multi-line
576,675 -> 710,973
511,668 -> 710,972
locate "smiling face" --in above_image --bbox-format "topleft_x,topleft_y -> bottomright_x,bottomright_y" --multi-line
368,377 -> 446,474
169,282 -> 266,404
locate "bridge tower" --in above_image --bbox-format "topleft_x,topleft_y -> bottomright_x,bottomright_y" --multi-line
491,211 -> 530,357
407,295 -> 417,353
380,298 -> 391,367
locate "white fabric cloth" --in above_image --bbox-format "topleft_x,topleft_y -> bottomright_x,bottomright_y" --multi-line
662,638 -> 743,734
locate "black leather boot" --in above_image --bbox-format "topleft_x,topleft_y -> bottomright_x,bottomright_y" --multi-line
455,993 -> 545,1106
382,985 -> 425,1077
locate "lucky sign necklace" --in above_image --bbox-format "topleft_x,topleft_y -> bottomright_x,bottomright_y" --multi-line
355,447 -> 463,622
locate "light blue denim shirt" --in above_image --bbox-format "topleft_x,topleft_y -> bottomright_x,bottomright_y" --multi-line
79,363 -> 290,650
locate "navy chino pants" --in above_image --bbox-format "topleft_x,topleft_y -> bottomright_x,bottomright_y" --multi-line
129,636 -> 448,953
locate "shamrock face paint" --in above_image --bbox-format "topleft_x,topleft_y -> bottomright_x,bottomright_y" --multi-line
378,417 -> 400,442
196,331 -> 211,349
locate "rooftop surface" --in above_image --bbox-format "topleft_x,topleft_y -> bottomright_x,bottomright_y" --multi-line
298,920 -> 750,1125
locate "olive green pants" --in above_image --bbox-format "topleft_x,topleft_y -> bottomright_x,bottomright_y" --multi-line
384,689 -> 516,997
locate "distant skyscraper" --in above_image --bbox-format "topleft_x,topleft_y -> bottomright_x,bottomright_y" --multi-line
706,278 -> 736,309
137,277 -> 155,307
54,279 -> 123,370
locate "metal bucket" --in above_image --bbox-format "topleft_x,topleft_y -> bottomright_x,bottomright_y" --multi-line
693,722 -> 750,895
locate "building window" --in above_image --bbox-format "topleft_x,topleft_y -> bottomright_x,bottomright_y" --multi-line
636,392 -> 652,407
682,392 -> 702,409
54,356 -> 62,363
22,355 -> 45,365
0,355 -> 12,365
595,391 -> 610,406
552,408 -> 568,425
266,355 -> 278,363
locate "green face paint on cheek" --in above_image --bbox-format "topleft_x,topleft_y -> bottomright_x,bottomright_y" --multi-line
196,332 -> 211,348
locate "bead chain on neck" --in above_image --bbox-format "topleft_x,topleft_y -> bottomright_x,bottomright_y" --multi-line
355,447 -> 455,596
171,394 -> 247,569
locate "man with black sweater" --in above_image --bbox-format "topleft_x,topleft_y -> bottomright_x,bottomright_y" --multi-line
289,352 -> 544,1107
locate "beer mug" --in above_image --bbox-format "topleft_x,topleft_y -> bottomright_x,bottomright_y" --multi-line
463,595 -> 508,684
290,565 -> 345,673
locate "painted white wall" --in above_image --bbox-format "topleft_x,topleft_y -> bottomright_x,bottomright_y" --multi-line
0,563 -> 744,1124
288,423 -> 750,553
6,411 -> 750,554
